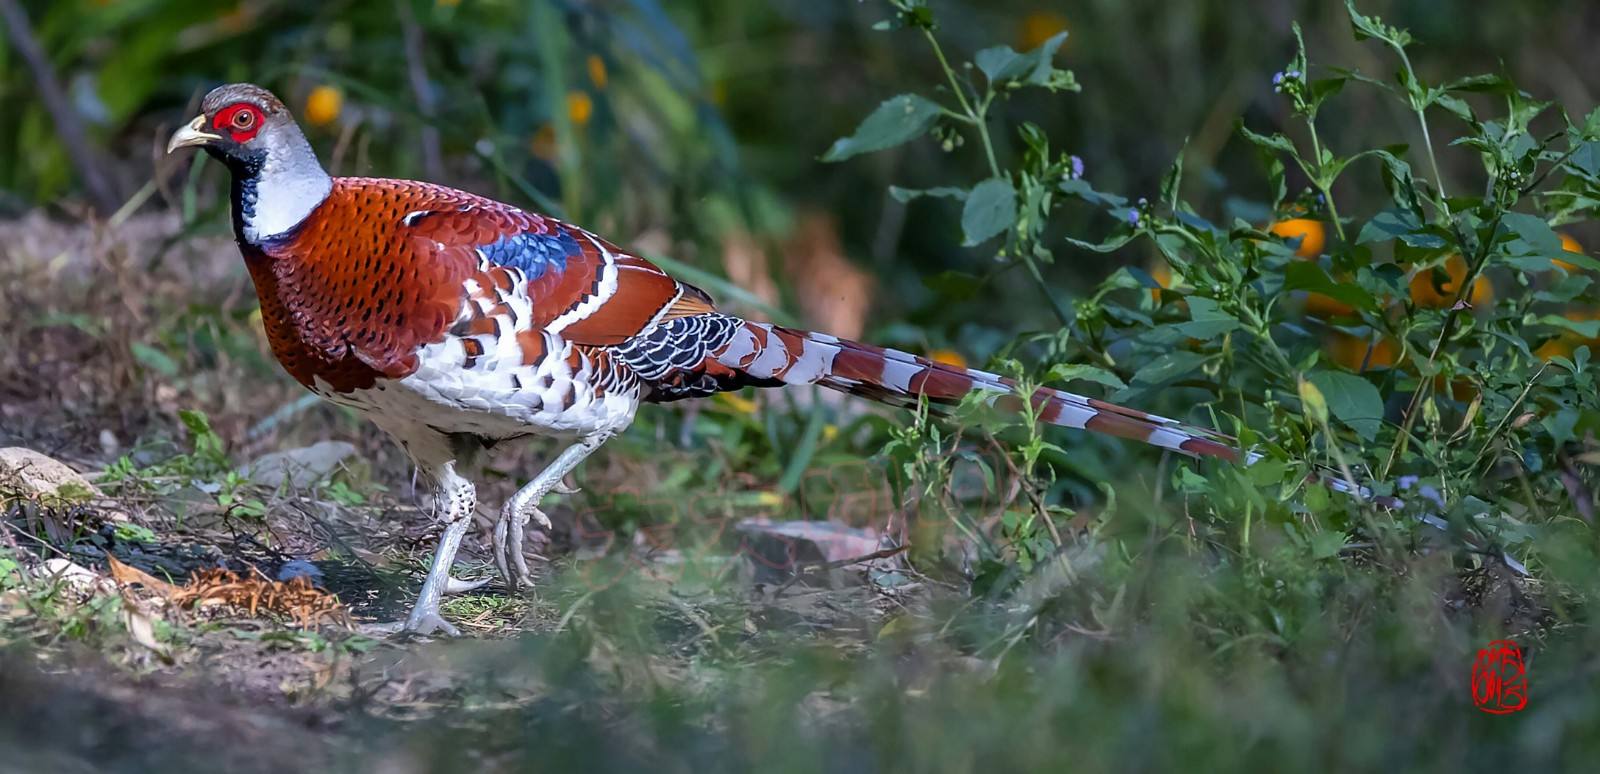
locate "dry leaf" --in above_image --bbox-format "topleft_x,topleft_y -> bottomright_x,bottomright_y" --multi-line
107,555 -> 177,596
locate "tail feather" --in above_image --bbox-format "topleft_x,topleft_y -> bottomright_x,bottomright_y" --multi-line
678,317 -> 1525,576
707,320 -> 1243,462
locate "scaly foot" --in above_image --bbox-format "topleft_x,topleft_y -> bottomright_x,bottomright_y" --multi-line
493,503 -> 550,592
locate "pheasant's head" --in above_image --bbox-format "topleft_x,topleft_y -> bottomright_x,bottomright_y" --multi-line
168,83 -> 330,243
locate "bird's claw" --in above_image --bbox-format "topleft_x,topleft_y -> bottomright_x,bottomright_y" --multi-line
401,610 -> 461,637
493,505 -> 546,592
362,606 -> 463,638
444,575 -> 491,594
549,480 -> 581,495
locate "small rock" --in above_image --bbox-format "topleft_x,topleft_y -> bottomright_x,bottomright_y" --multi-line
99,429 -> 120,456
0,447 -> 101,505
276,559 -> 324,585
734,519 -> 880,585
36,558 -> 115,594
243,441 -> 356,488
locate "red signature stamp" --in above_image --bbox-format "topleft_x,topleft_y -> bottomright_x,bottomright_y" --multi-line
1471,639 -> 1529,714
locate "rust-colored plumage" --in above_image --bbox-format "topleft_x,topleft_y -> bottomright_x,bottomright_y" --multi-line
169,82 -> 1274,636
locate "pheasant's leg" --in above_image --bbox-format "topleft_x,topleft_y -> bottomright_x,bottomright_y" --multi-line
494,433 -> 609,591
402,461 -> 477,636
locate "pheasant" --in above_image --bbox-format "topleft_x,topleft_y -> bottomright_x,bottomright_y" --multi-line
162,83 -> 1306,634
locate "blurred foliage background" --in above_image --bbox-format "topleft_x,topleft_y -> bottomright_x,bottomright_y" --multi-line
2,0 -> 1595,340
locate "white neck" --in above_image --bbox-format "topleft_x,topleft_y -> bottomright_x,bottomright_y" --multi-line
239,128 -> 332,243
244,160 -> 331,242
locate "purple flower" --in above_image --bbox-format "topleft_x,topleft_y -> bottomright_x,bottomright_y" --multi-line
1069,155 -> 1085,179
1273,71 -> 1285,85
1126,209 -> 1140,226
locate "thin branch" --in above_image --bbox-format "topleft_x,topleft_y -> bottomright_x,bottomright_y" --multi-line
0,0 -> 119,214
396,0 -> 444,180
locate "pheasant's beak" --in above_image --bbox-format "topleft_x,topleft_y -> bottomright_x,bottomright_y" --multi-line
166,115 -> 221,154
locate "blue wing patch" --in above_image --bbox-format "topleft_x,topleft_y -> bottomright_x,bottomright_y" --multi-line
478,228 -> 582,281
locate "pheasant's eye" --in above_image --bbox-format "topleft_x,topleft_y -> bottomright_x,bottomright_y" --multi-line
232,110 -> 255,129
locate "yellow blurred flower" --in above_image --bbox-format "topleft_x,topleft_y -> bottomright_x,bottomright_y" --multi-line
587,54 -> 608,89
304,85 -> 343,127
927,349 -> 968,369
566,91 -> 594,126
715,391 -> 759,415
1018,11 -> 1068,50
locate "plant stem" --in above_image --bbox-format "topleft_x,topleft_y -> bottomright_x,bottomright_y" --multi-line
923,30 -> 1000,175
1304,120 -> 1348,242
1395,47 -> 1451,219
920,27 -> 1071,328
1381,213 -> 1504,478
1020,250 -> 1074,326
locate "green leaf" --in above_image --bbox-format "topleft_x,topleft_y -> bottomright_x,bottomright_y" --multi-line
179,409 -> 214,440
923,270 -> 984,300
1131,351 -> 1211,386
1344,0 -> 1411,47
1530,314 -> 1600,338
1045,363 -> 1127,391
1160,142 -> 1186,211
1283,262 -> 1379,312
1307,370 -> 1385,440
1310,76 -> 1347,105
1434,94 -> 1475,122
1569,141 -> 1600,178
1307,529 -> 1348,560
1356,207 -> 1445,248
1237,121 -> 1297,154
1443,73 -> 1515,94
131,342 -> 179,377
1173,297 -> 1241,340
974,32 -> 1069,87
1066,231 -> 1136,254
889,185 -> 968,203
961,177 -> 1018,246
1500,211 -> 1564,256
1059,178 -> 1128,209
822,94 -> 944,162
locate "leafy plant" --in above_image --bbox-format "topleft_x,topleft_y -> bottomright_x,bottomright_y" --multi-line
829,0 -> 1600,595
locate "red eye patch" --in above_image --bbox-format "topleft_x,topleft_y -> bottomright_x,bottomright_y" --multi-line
213,103 -> 264,143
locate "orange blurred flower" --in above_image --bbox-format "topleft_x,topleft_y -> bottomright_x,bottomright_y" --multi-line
1268,218 -> 1326,259
1408,255 -> 1491,309
1555,233 -> 1585,273
529,124 -> 557,160
1148,260 -> 1175,304
927,349 -> 968,369
1018,11 -> 1068,50
1325,331 -> 1399,371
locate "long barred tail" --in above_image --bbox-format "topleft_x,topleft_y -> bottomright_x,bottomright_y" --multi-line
696,319 -> 1245,462
630,315 -> 1524,575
